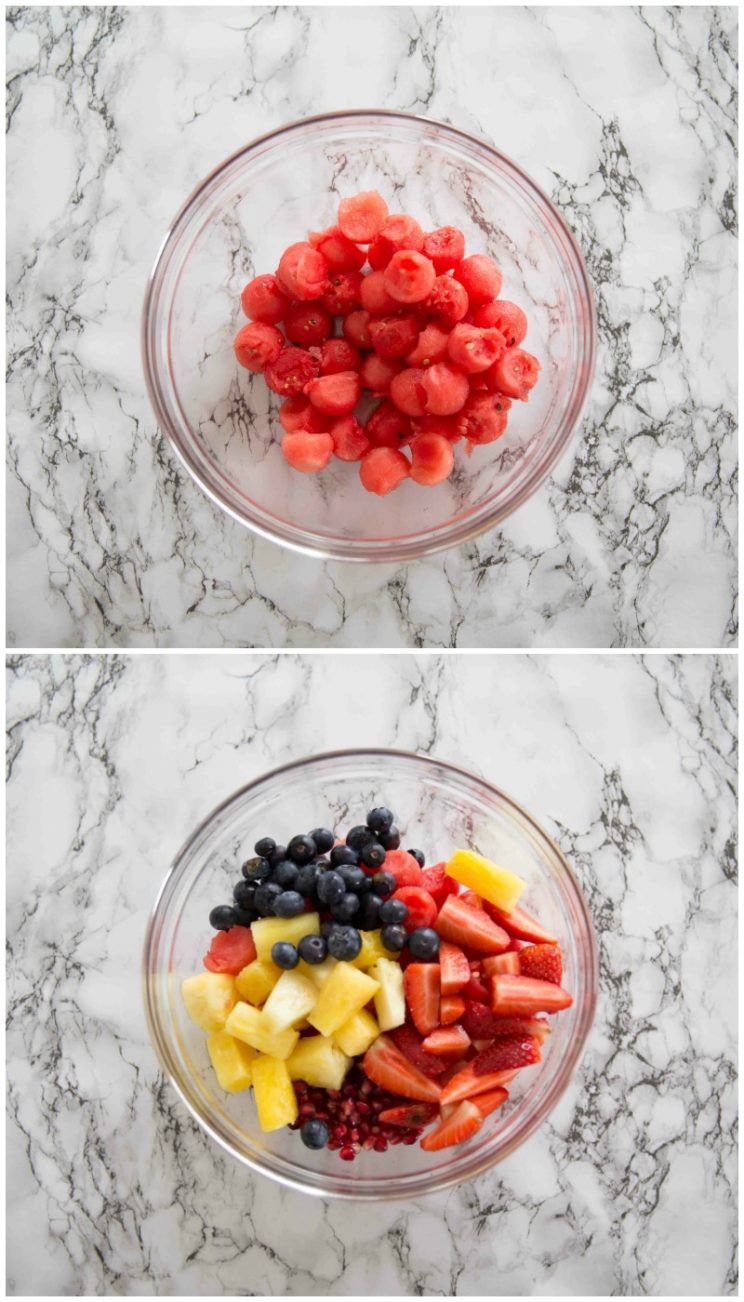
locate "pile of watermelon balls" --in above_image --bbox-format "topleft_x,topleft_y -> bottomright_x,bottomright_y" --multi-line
233,191 -> 540,496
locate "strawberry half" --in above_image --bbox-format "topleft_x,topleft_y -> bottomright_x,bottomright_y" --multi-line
439,994 -> 466,1025
472,1085 -> 510,1119
483,901 -> 558,945
420,1099 -> 483,1151
404,963 -> 441,1034
461,1003 -> 552,1043
482,952 -> 520,977
436,894 -> 510,956
439,941 -> 471,994
441,1042 -> 539,1105
391,1023 -> 448,1077
378,1102 -> 439,1128
518,943 -> 563,985
459,889 -> 485,911
490,974 -> 573,1016
363,1034 -> 443,1102
471,1034 -> 541,1076
421,1025 -> 471,1057
462,973 -> 491,1004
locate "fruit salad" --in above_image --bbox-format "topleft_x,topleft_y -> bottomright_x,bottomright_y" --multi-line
233,191 -> 540,495
182,806 -> 572,1159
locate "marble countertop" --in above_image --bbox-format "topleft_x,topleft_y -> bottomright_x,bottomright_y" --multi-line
6,652 -> 737,1295
6,5 -> 738,649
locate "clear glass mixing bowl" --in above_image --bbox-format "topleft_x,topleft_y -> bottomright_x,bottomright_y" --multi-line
143,750 -> 597,1199
142,111 -> 596,562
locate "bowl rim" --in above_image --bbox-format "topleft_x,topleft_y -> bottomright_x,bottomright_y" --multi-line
141,109 -> 597,563
142,747 -> 598,1200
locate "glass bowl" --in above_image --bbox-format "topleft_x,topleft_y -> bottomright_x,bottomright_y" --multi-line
142,111 -> 595,562
143,750 -> 597,1199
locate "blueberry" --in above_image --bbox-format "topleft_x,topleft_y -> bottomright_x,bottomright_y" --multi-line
309,827 -> 334,854
371,871 -> 396,899
327,926 -> 362,961
241,856 -> 272,881
358,892 -> 382,930
332,892 -> 361,923
330,845 -> 359,868
254,836 -> 276,859
346,825 -> 376,853
232,907 -> 258,927
407,849 -> 426,868
379,898 -> 408,925
298,933 -> 327,965
233,879 -> 256,908
380,924 -> 407,952
209,904 -> 237,930
379,825 -> 401,851
272,941 -> 299,970
295,862 -> 319,896
320,920 -> 339,940
273,890 -> 305,918
273,859 -> 299,889
301,1118 -> 329,1149
408,927 -> 440,960
288,834 -> 317,865
366,806 -> 394,834
316,870 -> 345,906
337,864 -> 366,893
360,841 -> 386,870
269,844 -> 288,867
254,881 -> 282,916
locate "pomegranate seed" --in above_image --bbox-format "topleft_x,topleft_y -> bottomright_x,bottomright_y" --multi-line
357,1101 -> 371,1116
374,1137 -> 388,1152
340,1146 -> 356,1161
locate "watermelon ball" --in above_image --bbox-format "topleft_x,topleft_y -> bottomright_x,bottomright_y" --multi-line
343,309 -> 372,349
366,401 -> 413,449
281,431 -> 334,474
330,414 -> 371,462
412,413 -> 462,443
308,225 -> 366,273
359,269 -> 398,316
378,213 -> 425,254
383,250 -> 436,304
322,271 -> 363,316
446,322 -> 506,374
405,323 -> 450,368
283,302 -> 333,348
233,322 -> 284,373
338,190 -> 389,243
305,370 -> 361,417
454,253 -> 503,305
276,241 -> 328,301
409,432 -> 455,486
426,275 -> 469,326
240,273 -> 289,324
278,395 -> 329,435
457,392 -> 510,445
359,353 -> 404,395
389,368 -> 428,418
473,299 -> 528,347
319,338 -> 362,375
265,346 -> 320,397
420,362 -> 469,416
488,348 -> 541,401
368,313 -> 420,360
422,226 -> 465,273
359,447 -> 411,496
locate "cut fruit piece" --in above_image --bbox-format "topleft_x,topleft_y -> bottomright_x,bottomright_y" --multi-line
420,863 -> 459,909
490,974 -> 573,1016
470,1035 -> 542,1077
207,1030 -> 255,1092
378,1102 -> 439,1128
286,1034 -> 351,1089
383,849 -> 424,888
439,941 -> 471,995
224,1002 -> 300,1060
482,901 -> 558,945
446,849 -> 527,912
439,994 -> 466,1025
404,963 -> 441,1035
441,1055 -> 534,1105
181,973 -> 238,1032
251,1054 -> 299,1132
363,1033 -> 443,1103
333,1008 -> 380,1057
393,886 -> 437,932
369,957 -> 406,1031
307,963 -> 380,1037
235,958 -> 283,1006
251,912 -> 320,961
203,926 -> 257,975
299,955 -> 338,988
482,952 -> 521,977
338,190 -> 388,243
462,973 -> 491,1004
391,1023 -> 449,1078
420,1099 -> 483,1151
348,929 -> 395,970
518,944 -> 563,985
422,1025 -> 471,1057
472,1086 -> 509,1119
460,889 -> 485,911
261,969 -> 318,1032
461,1003 -> 553,1043
359,447 -> 411,496
436,894 -> 510,956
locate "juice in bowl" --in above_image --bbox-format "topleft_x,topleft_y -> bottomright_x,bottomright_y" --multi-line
143,751 -> 597,1199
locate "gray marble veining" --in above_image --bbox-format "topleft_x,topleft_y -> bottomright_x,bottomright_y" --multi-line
5,5 -> 738,648
6,652 -> 737,1294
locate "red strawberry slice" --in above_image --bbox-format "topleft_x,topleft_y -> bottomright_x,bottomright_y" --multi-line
461,1003 -> 552,1043
482,952 -> 520,977
420,1099 -> 483,1151
518,944 -> 563,985
491,974 -> 573,1015
378,1102 -> 439,1128
459,889 -> 485,911
472,1035 -> 541,1076
472,1086 -> 510,1119
394,886 -> 437,932
436,894 -> 510,956
483,901 -> 558,945
383,849 -> 424,887
421,863 -> 459,909
439,941 -> 471,994
391,1023 -> 448,1077
462,974 -> 491,1004
421,1025 -> 471,1057
363,1034 -> 442,1102
439,994 -> 466,1025
441,1041 -> 539,1105
404,963 -> 441,1034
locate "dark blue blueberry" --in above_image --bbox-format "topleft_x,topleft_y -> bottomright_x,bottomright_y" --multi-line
332,892 -> 361,923
320,920 -> 339,940
379,897 -> 408,925
209,904 -> 237,930
295,862 -> 319,896
288,834 -> 317,865
379,825 -> 401,851
241,856 -> 272,881
380,924 -> 407,952
358,892 -> 382,931
272,941 -> 299,970
273,859 -> 299,889
233,879 -> 256,908
346,825 -> 376,853
371,871 -> 396,898
254,881 -> 283,916
316,870 -> 345,906
330,845 -> 359,868
360,841 -> 386,870
408,927 -> 440,960
327,926 -> 362,961
309,827 -> 334,854
301,1118 -> 329,1149
232,906 -> 258,927
337,864 -> 366,893
269,844 -> 288,867
254,836 -> 276,859
298,934 -> 327,965
366,807 -> 394,834
273,890 -> 305,918
407,848 -> 426,868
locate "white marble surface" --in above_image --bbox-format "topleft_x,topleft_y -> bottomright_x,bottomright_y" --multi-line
6,5 -> 738,649
6,652 -> 738,1295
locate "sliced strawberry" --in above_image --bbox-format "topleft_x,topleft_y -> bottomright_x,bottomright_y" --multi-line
383,849 -> 424,888
460,889 -> 485,911
378,1102 -> 439,1128
391,1023 -> 448,1077
421,862 -> 459,909
436,894 -> 510,956
404,963 -> 441,1035
491,973 -> 573,1015
422,1025 -> 471,1057
394,886 -> 437,932
363,1033 -> 442,1103
519,943 -> 563,985
439,941 -> 471,995
420,1099 -> 483,1151
462,974 -> 491,1004
482,952 -> 520,977
473,1035 -> 541,1076
441,1043 -> 538,1105
472,1086 -> 509,1119
461,1003 -> 552,1043
439,994 -> 466,1025
507,937 -> 527,952
483,901 -> 558,945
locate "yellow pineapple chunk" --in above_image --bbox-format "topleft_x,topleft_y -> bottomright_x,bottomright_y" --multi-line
224,1001 -> 299,1060
235,958 -> 282,1006
207,1031 -> 255,1092
251,1055 -> 298,1132
299,955 -> 338,988
251,912 -> 320,961
262,970 -> 318,1033
287,1035 -> 351,1089
369,958 -> 406,1031
348,929 -> 394,970
181,973 -> 237,1032
333,1008 -> 380,1057
446,849 -> 527,912
307,963 -> 379,1037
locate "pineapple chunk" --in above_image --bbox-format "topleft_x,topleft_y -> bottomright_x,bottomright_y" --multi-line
300,956 -> 338,988
333,1008 -> 380,1057
207,1030 -> 255,1092
235,958 -> 283,1006
287,1035 -> 351,1090
251,912 -> 320,961
251,1055 -> 298,1132
262,970 -> 318,1032
308,963 -> 379,1037
369,958 -> 406,1031
348,929 -> 393,970
446,849 -> 526,912
224,1001 -> 299,1060
182,973 -> 237,1032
